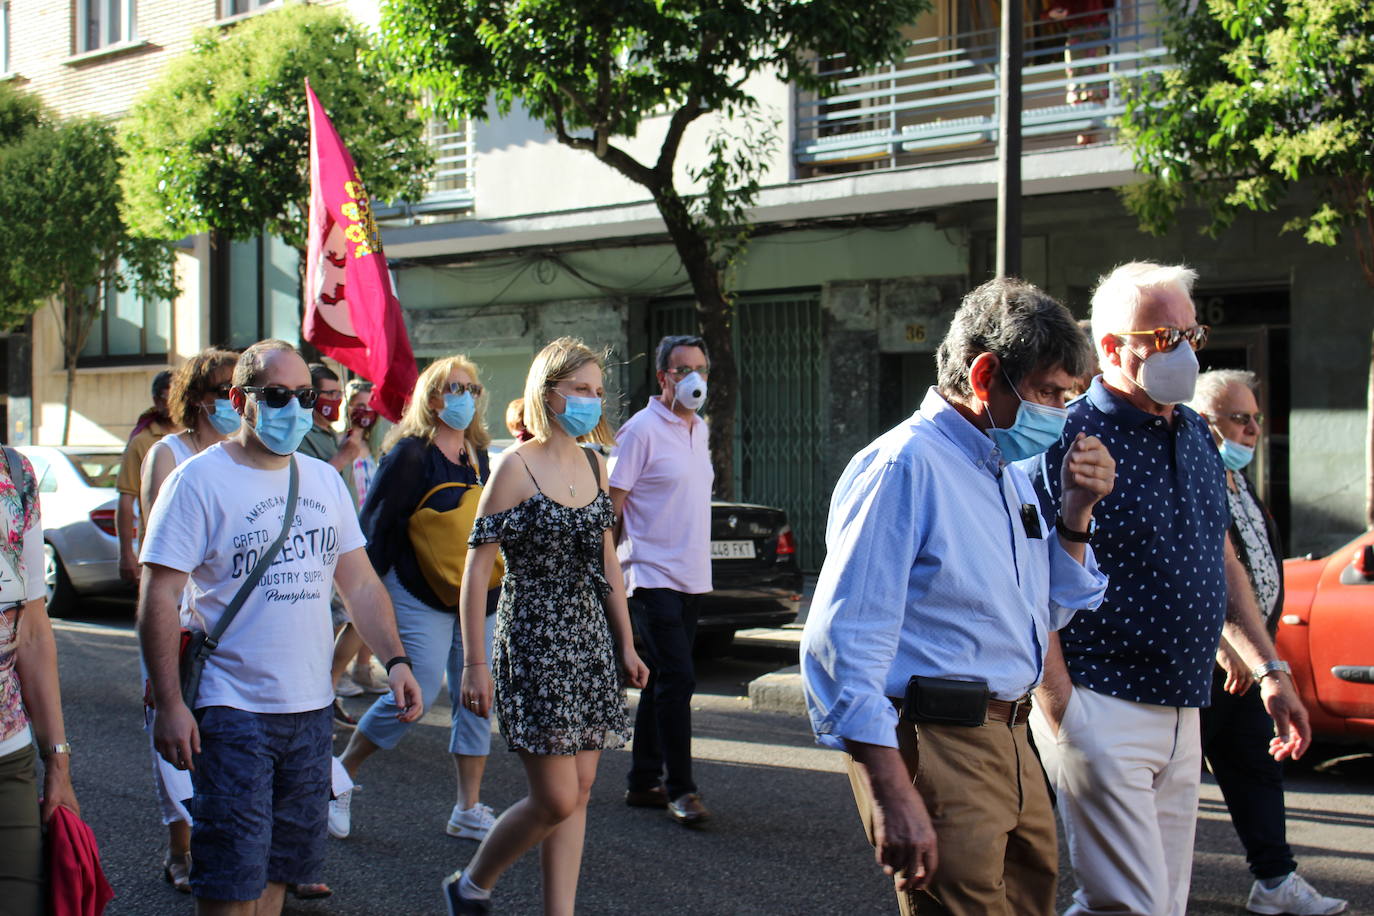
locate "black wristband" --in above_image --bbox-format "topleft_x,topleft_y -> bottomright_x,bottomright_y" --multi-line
1054,515 -> 1094,543
384,655 -> 413,674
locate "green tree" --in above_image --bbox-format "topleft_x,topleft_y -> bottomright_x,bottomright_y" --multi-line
1116,0 -> 1374,521
120,1 -> 432,260
378,0 -> 930,497
0,85 -> 178,445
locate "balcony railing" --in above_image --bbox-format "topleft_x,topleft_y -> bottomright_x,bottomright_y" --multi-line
795,0 -> 1170,175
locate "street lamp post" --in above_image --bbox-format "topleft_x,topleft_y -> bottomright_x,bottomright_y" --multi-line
996,0 -> 1023,279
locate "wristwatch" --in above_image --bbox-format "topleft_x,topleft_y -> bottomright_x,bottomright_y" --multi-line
1055,515 -> 1096,543
42,743 -> 72,758
1251,659 -> 1292,681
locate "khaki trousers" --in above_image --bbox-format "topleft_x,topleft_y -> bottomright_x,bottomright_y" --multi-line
847,717 -> 1057,916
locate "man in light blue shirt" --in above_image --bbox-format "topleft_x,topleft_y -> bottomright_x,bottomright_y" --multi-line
802,278 -> 1113,915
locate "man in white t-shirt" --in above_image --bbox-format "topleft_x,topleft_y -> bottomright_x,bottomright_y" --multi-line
137,339 -> 421,914
610,334 -> 714,826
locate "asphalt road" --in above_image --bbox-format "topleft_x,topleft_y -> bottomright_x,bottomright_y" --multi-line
50,605 -> 1374,915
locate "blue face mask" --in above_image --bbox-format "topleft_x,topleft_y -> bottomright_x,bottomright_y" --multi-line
438,392 -> 476,431
1218,438 -> 1254,471
253,398 -> 313,456
553,394 -> 602,438
204,399 -> 241,436
987,373 -> 1068,462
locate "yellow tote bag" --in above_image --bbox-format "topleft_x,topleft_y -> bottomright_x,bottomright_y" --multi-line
406,455 -> 504,606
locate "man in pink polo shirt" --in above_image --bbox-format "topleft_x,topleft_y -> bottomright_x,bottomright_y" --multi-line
610,334 -> 715,826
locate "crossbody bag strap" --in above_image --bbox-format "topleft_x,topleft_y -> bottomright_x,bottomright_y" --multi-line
582,446 -> 602,488
2,447 -> 29,524
200,457 -> 299,654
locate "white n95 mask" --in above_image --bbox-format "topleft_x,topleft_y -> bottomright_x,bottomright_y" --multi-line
675,372 -> 707,411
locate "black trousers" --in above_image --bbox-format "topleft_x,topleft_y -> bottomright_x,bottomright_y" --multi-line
626,588 -> 700,799
1200,668 -> 1296,881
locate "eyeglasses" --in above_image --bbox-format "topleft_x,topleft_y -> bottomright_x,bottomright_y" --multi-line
208,383 -> 232,399
1113,325 -> 1210,352
444,382 -> 483,397
1216,411 -> 1264,427
240,386 -> 319,409
666,366 -> 710,379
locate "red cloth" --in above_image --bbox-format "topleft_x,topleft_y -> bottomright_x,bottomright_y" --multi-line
46,806 -> 114,916
302,80 -> 418,422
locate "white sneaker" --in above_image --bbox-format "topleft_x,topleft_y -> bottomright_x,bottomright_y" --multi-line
445,802 -> 497,840
1247,872 -> 1347,915
335,675 -> 365,698
328,789 -> 352,839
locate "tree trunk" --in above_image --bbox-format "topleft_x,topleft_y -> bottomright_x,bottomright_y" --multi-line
652,189 -> 738,500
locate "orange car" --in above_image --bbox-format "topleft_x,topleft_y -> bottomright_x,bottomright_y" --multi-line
1277,530 -> 1374,745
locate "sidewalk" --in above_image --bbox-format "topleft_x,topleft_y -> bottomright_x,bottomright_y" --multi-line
740,574 -> 814,716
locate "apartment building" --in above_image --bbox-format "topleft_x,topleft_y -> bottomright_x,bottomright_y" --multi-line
6,0 -> 1365,563
381,0 -> 1365,562
1,0 -> 380,447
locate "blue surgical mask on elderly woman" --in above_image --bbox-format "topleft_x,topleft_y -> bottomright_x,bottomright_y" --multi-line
986,371 -> 1068,462
1218,438 -> 1254,471
438,391 -> 476,431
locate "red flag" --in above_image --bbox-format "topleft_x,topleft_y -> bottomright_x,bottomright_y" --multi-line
303,80 -> 417,422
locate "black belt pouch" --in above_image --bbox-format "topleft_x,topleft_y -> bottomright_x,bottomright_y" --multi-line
901,676 -> 990,727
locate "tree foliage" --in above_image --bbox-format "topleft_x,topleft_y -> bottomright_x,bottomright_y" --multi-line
0,84 -> 178,443
120,1 -> 433,251
1118,0 -> 1374,283
378,0 -> 930,495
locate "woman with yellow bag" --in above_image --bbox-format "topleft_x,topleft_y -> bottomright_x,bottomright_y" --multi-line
335,355 -> 503,842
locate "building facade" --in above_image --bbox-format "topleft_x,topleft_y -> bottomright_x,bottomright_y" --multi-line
7,0 -> 1365,566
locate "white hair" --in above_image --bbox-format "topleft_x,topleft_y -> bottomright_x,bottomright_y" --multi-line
1189,368 -> 1259,418
1089,261 -> 1199,359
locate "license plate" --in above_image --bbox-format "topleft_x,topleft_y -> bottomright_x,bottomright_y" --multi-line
711,540 -> 756,560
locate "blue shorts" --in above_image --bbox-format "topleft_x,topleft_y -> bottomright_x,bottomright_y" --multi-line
188,705 -> 332,901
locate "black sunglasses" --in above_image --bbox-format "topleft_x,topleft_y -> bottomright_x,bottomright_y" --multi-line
240,386 -> 319,409
207,382 -> 233,399
445,382 -> 483,397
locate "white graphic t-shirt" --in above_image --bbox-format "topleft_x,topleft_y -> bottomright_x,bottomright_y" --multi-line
141,444 -> 365,713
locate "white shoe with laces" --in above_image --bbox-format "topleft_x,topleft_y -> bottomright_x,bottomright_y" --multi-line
1247,872 -> 1347,915
334,675 -> 365,698
446,802 -> 497,840
328,789 -> 353,839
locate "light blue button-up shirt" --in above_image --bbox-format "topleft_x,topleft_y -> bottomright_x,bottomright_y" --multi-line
801,388 -> 1109,751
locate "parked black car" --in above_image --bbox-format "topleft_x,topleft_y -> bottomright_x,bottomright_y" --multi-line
694,501 -> 804,655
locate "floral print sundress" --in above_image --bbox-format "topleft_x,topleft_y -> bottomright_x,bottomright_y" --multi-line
468,463 -> 631,756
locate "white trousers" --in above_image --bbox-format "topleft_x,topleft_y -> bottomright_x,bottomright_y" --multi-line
1030,684 -> 1201,916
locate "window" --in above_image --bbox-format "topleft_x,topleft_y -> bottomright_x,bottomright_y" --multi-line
211,233 -> 301,349
76,0 -> 136,53
219,0 -> 275,19
425,118 -> 473,195
78,269 -> 172,366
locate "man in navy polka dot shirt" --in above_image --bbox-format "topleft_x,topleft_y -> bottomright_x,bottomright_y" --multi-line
1022,262 -> 1311,916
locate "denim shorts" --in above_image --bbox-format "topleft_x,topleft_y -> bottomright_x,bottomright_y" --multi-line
188,705 -> 332,901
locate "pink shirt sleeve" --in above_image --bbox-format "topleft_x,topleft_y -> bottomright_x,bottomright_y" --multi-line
608,420 -> 649,492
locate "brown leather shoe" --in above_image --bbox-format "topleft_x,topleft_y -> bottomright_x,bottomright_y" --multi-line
667,793 -> 710,825
624,785 -> 668,808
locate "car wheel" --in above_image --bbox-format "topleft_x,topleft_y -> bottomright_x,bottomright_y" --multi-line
693,629 -> 736,658
44,542 -> 76,616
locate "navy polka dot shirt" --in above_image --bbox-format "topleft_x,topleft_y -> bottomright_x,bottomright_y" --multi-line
1020,377 -> 1230,708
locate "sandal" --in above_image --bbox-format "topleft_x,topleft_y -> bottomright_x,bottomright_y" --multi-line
290,882 -> 334,900
163,852 -> 191,893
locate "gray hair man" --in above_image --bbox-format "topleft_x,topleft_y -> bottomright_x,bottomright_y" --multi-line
1023,263 -> 1311,916
803,278 -> 1114,913
1188,370 -> 1345,915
